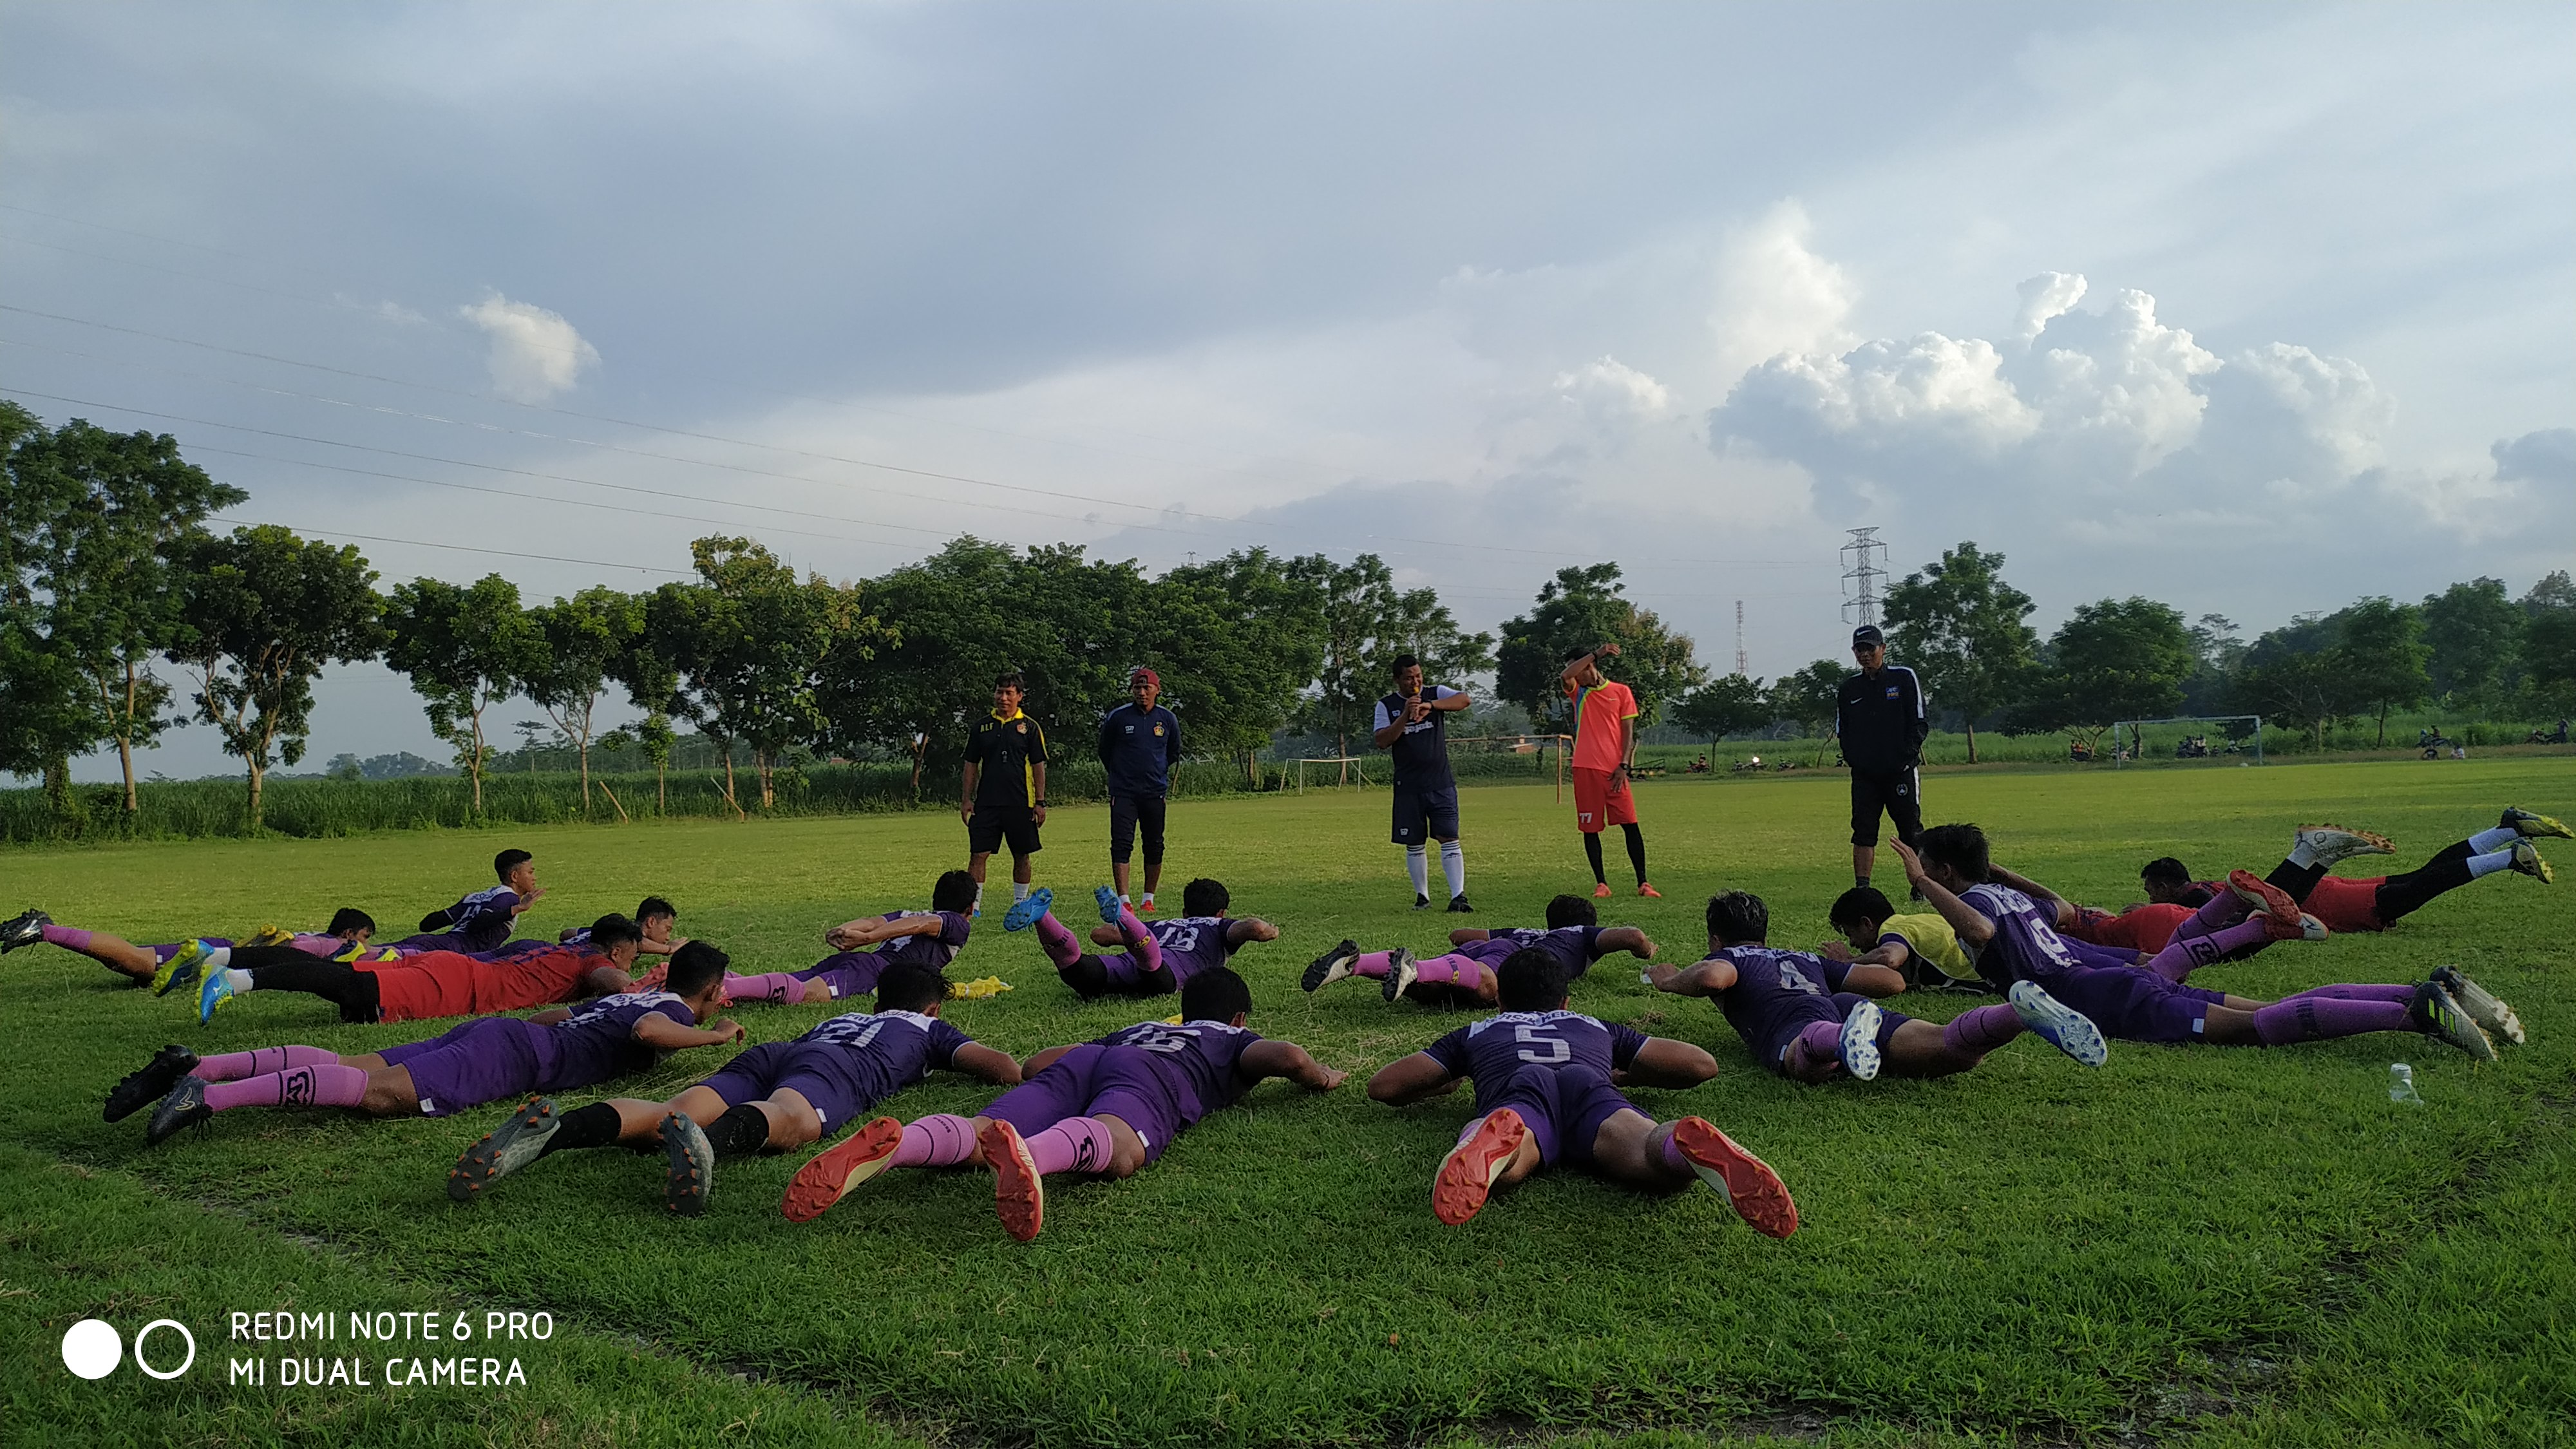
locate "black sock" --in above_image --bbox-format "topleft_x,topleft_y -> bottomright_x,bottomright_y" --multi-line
1058,956 -> 1110,999
540,1103 -> 623,1157
1584,834 -> 1607,884
2264,858 -> 2328,901
240,957 -> 381,1023
703,1103 -> 772,1157
1855,873 -> 1871,889
1623,824 -> 1648,884
2374,855 -> 2477,926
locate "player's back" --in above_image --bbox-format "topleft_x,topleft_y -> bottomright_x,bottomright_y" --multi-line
1095,1019 -> 1263,1121
872,909 -> 972,971
544,990 -> 696,1086
1877,913 -> 1974,980
1485,925 -> 1603,978
1144,917 -> 1231,984
1707,946 -> 1842,1051
1428,1010 -> 1645,1101
473,945 -> 606,1011
1962,884 -> 2130,985
797,1009 -> 972,1102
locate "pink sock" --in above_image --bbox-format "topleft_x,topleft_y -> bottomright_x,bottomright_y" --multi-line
204,1063 -> 370,1112
194,1045 -> 337,1082
726,972 -> 806,1004
1034,913 -> 1083,969
2143,917 -> 2275,983
2279,981 -> 2417,1005
1942,1003 -> 2024,1057
1116,909 -> 1160,974
1352,951 -> 1394,980
2252,996 -> 2412,1045
2186,891 -> 2250,934
1795,1019 -> 1843,1063
1411,954 -> 1479,987
892,1113 -> 978,1168
41,925 -> 93,951
1656,1122 -> 1690,1174
1023,1116 -> 1119,1175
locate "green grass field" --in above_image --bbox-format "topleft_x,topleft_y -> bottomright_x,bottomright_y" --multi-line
6,759 -> 2571,1447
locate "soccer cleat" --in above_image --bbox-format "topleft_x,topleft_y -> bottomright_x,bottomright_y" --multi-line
2500,806 -> 2571,840
1135,900 -> 1157,915
1446,895 -> 1473,913
661,1112 -> 714,1217
1093,886 -> 1124,927
1413,893 -> 1432,910
980,1117 -> 1046,1242
1669,1117 -> 1798,1239
1001,887 -> 1054,933
1637,883 -> 1662,899
1381,947 -> 1419,1003
2264,907 -> 2329,943
782,1115 -> 905,1224
2292,824 -> 2396,866
243,923 -> 294,948
2293,913 -> 2329,942
144,1076 -> 211,1146
105,1045 -> 201,1122
152,938 -> 215,997
2508,840 -> 2552,884
197,966 -> 238,1024
2007,980 -> 2110,1068
1432,1108 -> 1527,1225
449,1097 -> 562,1202
1592,882 -> 1614,900
0,907 -> 51,954
2411,983 -> 2497,1062
1837,998 -> 1884,1082
2227,869 -> 2303,932
330,939 -> 370,964
2432,965 -> 2524,1046
1302,940 -> 1360,992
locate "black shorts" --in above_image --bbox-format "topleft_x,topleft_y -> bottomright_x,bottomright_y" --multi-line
1849,767 -> 1923,848
969,806 -> 1043,857
1392,782 -> 1460,846
1108,793 -> 1167,865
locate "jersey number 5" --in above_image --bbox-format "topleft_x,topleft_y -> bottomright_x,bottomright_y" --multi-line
1513,1025 -> 1569,1064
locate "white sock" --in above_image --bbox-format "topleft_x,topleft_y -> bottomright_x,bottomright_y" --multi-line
2468,826 -> 2518,854
202,945 -> 232,971
2467,848 -> 2515,880
1441,840 -> 1466,898
2287,838 -> 2321,869
1013,882 -> 1031,903
973,884 -> 985,909
220,967 -> 252,992
1141,891 -> 1154,907
1405,846 -> 1429,897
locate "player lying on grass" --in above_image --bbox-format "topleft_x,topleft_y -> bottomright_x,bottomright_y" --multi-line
1302,894 -> 1654,1008
773,966 -> 1343,1238
1896,828 -> 2526,1060
121,942 -> 743,1146
396,849 -> 545,954
562,896 -> 684,956
0,907 -> 378,987
1646,890 -> 2106,1083
1822,887 -> 1989,992
446,962 -> 1020,1214
1365,949 -> 1795,1235
702,871 -> 978,1005
175,914 -> 643,1025
1007,878 -> 1277,1000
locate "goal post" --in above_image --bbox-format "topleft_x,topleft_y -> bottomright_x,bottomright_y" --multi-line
1291,757 -> 1369,791
2109,715 -> 2264,766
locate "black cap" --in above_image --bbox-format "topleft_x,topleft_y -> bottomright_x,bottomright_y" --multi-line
1851,625 -> 1886,647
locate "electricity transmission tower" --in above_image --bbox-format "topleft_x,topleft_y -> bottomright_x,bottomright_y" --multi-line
1841,527 -> 1888,629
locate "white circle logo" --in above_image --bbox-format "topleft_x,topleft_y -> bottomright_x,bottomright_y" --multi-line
61,1319 -> 122,1379
135,1320 -> 197,1379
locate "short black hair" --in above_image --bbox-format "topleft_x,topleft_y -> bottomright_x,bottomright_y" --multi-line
664,940 -> 729,998
994,670 -> 1025,690
635,896 -> 677,925
327,907 -> 376,936
1828,887 -> 1895,933
494,849 -> 533,882
1495,948 -> 1571,1012
585,913 -> 644,951
1544,893 -> 1597,929
931,869 -> 978,914
1563,644 -> 1596,664
1180,965 -> 1252,1026
876,962 -> 948,1014
1706,891 -> 1769,945
2140,857 -> 2193,887
1389,653 -> 1420,675
1918,824 -> 1991,883
1182,878 -> 1229,916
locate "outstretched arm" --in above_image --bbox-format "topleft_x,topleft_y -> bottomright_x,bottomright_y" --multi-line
1597,926 -> 1658,960
1238,1039 -> 1347,1091
1448,927 -> 1492,945
952,1043 -> 1024,1086
1021,1043 -> 1081,1077
828,914 -> 945,951
1643,957 -> 1738,996
636,1014 -> 746,1049
1367,1052 -> 1462,1105
1890,841 -> 1995,949
1618,1037 -> 1718,1088
580,964 -> 637,998
1838,963 -> 1908,998
1226,918 -> 1279,946
527,1007 -> 574,1026
1987,864 -> 2069,920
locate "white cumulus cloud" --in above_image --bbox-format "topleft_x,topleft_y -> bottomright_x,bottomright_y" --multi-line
460,293 -> 600,402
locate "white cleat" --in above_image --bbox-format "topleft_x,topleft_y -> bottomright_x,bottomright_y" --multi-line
2293,824 -> 2396,866
2413,983 -> 2498,1063
1837,998 -> 1883,1082
2009,980 -> 2110,1068
2432,966 -> 2524,1046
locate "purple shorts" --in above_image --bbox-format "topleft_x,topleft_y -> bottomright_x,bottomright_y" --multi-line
692,1040 -> 872,1130
1087,952 -> 1175,997
150,937 -> 234,965
981,1043 -> 1184,1163
380,1017 -> 554,1117
2043,965 -> 2227,1045
1484,1063 -> 1636,1168
1759,993 -> 1913,1074
791,952 -> 883,1001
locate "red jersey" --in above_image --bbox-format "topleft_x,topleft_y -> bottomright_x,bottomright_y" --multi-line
1566,679 -> 1638,773
362,946 -> 613,1024
2064,903 -> 2192,952
2301,875 -> 2387,934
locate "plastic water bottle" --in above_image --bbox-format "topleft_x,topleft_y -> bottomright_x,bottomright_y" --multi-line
2388,1063 -> 2423,1104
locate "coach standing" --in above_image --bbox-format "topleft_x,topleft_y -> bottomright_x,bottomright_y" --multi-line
1372,653 -> 1473,911
1099,665 -> 1181,914
962,670 -> 1047,918
1837,624 -> 1928,891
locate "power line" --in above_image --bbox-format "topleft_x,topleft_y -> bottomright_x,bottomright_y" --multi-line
204,516 -> 689,576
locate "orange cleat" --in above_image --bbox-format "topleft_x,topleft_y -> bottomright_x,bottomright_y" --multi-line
980,1117 -> 1046,1242
1592,882 -> 1614,899
1637,883 -> 1662,898
1671,1117 -> 1798,1238
2226,869 -> 2302,932
781,1115 -> 904,1224
1433,1109 -> 1528,1226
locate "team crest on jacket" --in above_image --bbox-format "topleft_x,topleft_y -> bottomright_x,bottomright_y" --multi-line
1153,724 -> 1164,735
1016,722 -> 1027,733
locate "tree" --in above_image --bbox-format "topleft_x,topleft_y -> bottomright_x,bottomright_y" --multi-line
2419,578 -> 2523,708
165,525 -> 386,828
1155,548 -> 1329,781
1296,554 -> 1494,762
522,585 -> 643,813
1766,661 -> 1845,761
1880,542 -> 2038,764
2019,597 -> 2198,739
2333,596 -> 2431,746
2179,613 -> 2244,717
2517,574 -> 2576,719
1671,673 -> 1769,746
1495,563 -> 1701,734
2232,616 -> 2360,753
384,573 -> 540,815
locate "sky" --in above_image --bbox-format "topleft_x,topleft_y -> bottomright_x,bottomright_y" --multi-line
5,1 -> 2570,781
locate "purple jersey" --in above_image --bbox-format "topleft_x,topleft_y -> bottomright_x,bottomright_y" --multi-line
795,1008 -> 976,1104
540,990 -> 697,1092
1142,917 -> 1235,986
1092,1019 -> 1264,1126
1422,1009 -> 1647,1114
869,909 -> 973,971
1477,925 -> 1607,978
1705,946 -> 1851,1056
1962,884 -> 2136,987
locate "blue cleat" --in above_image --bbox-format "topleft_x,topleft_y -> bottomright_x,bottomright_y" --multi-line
2009,980 -> 2109,1068
1838,998 -> 1884,1081
1002,887 -> 1054,934
153,938 -> 214,997
1094,886 -> 1124,927
197,964 -> 238,1024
